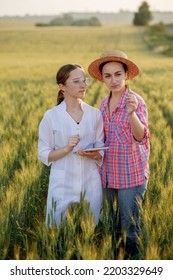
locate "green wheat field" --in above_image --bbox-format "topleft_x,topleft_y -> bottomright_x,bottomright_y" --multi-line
0,21 -> 173,260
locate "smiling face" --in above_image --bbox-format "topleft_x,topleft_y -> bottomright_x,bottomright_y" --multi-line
101,61 -> 127,94
59,67 -> 88,100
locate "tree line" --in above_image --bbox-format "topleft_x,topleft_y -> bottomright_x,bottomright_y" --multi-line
35,14 -> 101,27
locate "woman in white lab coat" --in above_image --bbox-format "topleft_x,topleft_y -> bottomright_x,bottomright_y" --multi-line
38,64 -> 104,227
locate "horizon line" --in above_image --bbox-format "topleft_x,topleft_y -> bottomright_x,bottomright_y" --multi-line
1,9 -> 173,18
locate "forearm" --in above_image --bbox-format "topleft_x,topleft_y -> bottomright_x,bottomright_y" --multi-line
128,112 -> 145,142
48,145 -> 72,163
48,134 -> 80,163
77,150 -> 102,161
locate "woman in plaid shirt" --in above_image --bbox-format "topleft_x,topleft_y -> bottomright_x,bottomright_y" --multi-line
88,50 -> 150,259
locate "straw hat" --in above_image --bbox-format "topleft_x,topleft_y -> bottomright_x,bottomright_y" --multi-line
88,50 -> 139,81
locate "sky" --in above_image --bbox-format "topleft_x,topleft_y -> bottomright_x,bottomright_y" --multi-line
1,0 -> 173,16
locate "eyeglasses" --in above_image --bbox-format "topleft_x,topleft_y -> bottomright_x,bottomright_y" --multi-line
67,77 -> 90,86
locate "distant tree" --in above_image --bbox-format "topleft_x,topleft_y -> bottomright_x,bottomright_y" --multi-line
88,17 -> 101,26
72,17 -> 101,26
133,1 -> 152,26
49,17 -> 63,26
35,22 -> 49,27
49,14 -> 74,26
149,22 -> 166,34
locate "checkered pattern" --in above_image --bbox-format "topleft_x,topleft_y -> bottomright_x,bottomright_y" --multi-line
100,88 -> 150,189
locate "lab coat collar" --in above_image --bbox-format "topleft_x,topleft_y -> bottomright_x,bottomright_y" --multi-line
60,99 -> 85,111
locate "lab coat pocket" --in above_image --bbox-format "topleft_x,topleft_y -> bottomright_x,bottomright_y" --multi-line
85,168 -> 101,189
49,170 -> 66,198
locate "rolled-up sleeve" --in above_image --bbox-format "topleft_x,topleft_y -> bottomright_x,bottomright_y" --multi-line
38,113 -> 54,166
94,110 -> 104,147
94,110 -> 105,166
134,100 -> 150,145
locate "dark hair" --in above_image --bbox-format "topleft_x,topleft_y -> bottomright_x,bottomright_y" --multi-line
99,61 -> 127,74
56,63 -> 83,105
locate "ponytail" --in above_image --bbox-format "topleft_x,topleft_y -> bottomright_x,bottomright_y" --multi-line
57,89 -> 64,105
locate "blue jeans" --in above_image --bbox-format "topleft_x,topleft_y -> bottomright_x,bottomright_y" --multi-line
104,180 -> 148,241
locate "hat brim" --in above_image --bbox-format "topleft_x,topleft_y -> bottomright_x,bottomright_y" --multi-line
88,56 -> 139,81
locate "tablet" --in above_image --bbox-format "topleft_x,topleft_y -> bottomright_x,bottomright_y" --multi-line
83,146 -> 109,152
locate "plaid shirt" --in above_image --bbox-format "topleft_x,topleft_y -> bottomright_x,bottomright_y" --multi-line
100,88 -> 150,189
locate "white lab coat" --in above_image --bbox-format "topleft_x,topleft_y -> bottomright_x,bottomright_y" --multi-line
38,100 -> 104,226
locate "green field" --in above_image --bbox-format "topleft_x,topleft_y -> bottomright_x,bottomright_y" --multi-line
0,21 -> 173,260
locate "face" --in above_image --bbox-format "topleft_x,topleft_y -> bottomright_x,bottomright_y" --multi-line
60,68 -> 89,100
102,61 -> 127,94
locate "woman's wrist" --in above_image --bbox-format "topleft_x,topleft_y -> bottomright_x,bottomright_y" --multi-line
128,111 -> 135,118
64,145 -> 72,154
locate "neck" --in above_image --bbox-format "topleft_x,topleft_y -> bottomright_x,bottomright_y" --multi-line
111,85 -> 126,99
64,97 -> 82,111
64,97 -> 83,123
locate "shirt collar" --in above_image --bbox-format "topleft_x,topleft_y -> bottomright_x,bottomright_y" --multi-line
118,87 -> 128,108
103,87 -> 128,109
60,99 -> 84,110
